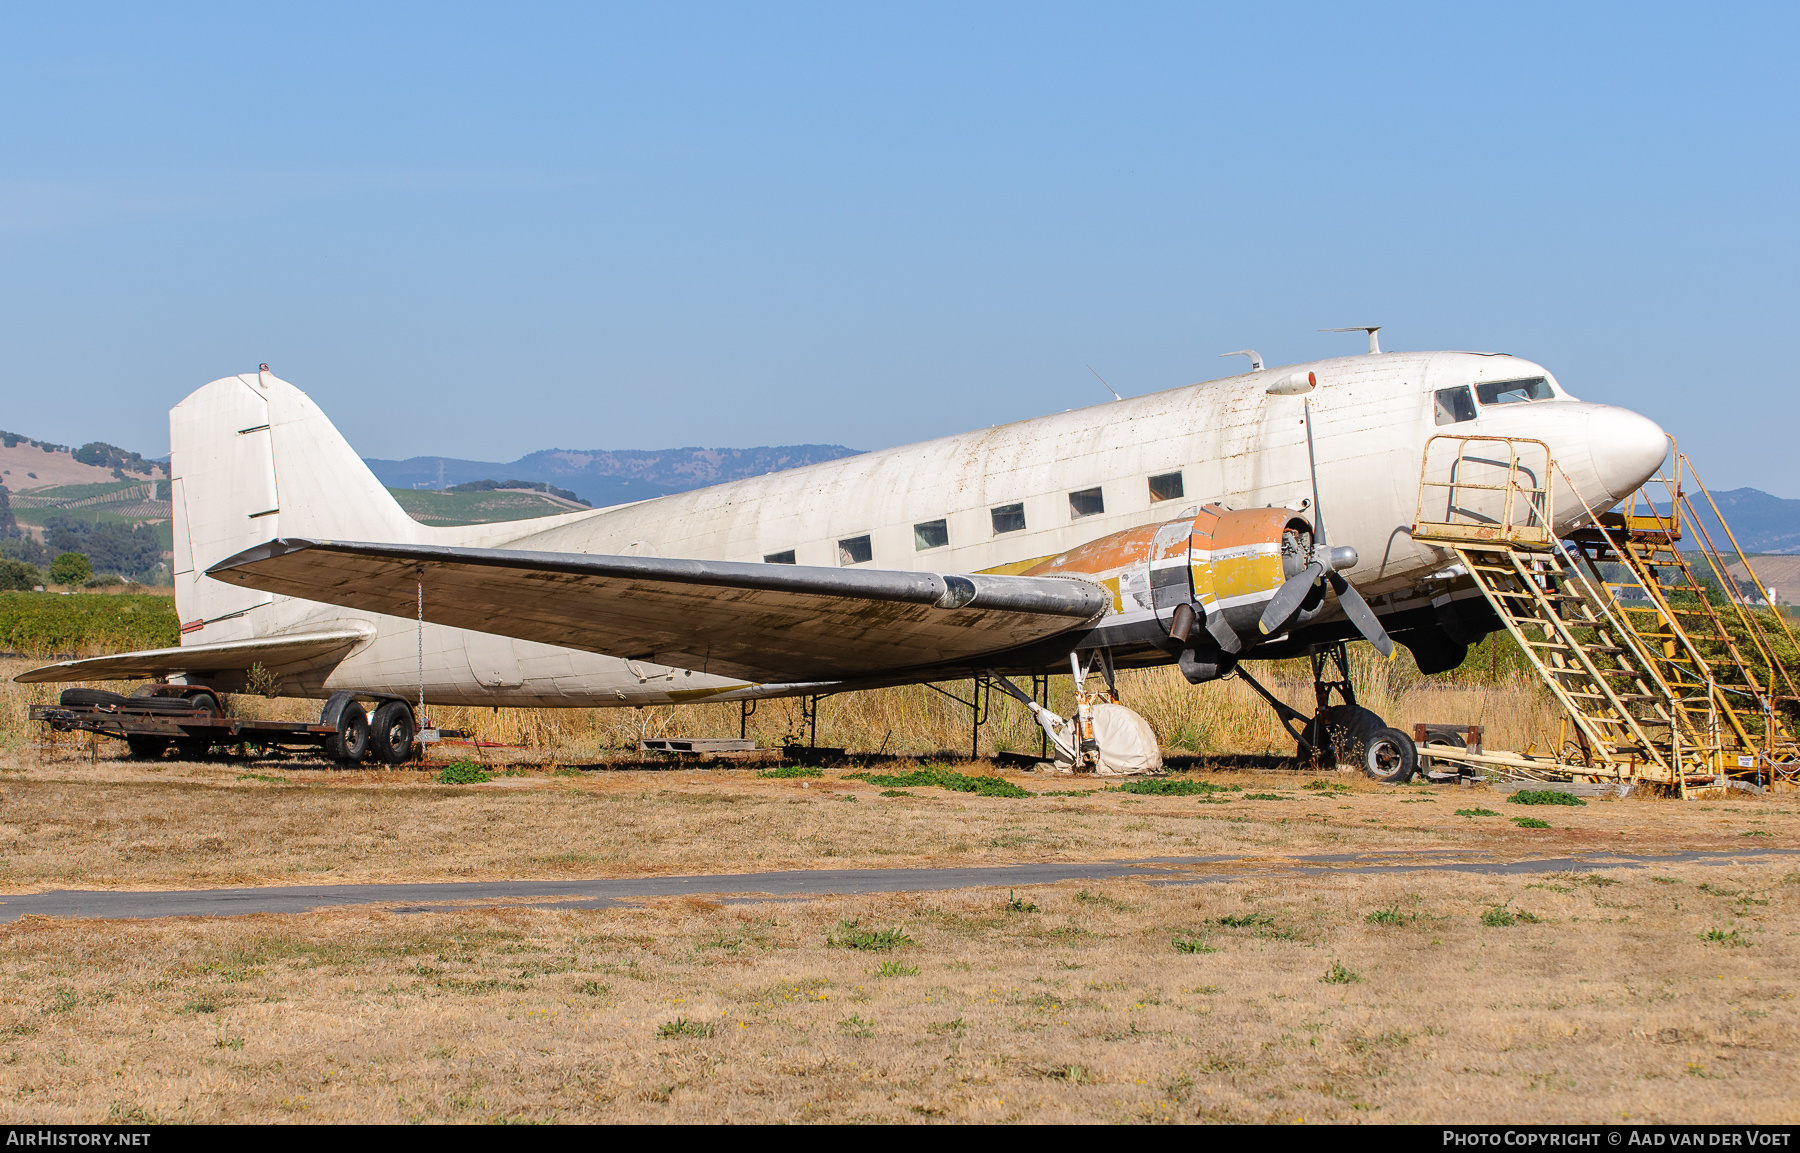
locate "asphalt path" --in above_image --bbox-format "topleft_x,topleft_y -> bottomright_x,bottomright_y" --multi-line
2,847 -> 1794,922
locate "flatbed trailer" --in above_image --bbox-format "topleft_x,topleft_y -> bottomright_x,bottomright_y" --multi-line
30,686 -> 425,765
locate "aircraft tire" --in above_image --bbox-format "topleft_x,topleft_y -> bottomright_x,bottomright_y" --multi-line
1301,705 -> 1383,768
60,688 -> 127,708
325,707 -> 370,764
1357,726 -> 1418,785
368,701 -> 415,765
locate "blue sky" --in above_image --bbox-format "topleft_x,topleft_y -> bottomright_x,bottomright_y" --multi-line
3,3 -> 1796,492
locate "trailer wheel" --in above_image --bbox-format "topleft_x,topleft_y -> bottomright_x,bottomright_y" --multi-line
368,701 -> 415,765
175,693 -> 221,759
126,736 -> 170,759
325,707 -> 369,764
1358,726 -> 1418,785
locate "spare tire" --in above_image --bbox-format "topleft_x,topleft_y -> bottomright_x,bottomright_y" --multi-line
59,688 -> 126,708
1357,726 -> 1419,785
119,697 -> 212,716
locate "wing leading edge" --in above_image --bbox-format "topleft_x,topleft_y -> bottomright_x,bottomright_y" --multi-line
206,538 -> 1108,681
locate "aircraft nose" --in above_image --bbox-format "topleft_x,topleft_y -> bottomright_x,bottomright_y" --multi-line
1587,406 -> 1668,500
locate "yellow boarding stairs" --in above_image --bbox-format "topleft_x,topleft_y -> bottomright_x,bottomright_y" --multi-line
1410,436 -> 1799,797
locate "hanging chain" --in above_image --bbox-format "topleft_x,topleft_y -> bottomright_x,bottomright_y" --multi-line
416,566 -> 426,731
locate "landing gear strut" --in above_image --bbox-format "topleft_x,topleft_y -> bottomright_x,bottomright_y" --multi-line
1233,641 -> 1418,784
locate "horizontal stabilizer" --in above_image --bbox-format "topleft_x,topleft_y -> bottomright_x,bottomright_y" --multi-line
206,538 -> 1108,681
14,625 -> 373,684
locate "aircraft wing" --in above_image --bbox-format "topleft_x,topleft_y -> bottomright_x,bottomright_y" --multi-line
14,625 -> 373,684
207,538 -> 1108,681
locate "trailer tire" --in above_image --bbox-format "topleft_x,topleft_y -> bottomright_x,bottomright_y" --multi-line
60,688 -> 126,708
126,736 -> 170,759
325,707 -> 369,764
368,701 -> 415,765
1358,726 -> 1418,785
175,693 -> 222,759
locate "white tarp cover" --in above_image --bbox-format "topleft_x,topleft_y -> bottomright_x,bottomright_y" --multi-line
1051,703 -> 1164,776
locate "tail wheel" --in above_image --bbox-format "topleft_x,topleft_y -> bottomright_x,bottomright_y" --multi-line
1359,727 -> 1418,785
368,701 -> 415,765
325,707 -> 370,764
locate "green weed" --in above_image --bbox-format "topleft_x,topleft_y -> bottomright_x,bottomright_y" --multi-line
1214,912 -> 1273,928
1113,778 -> 1239,796
838,1014 -> 876,1038
435,761 -> 491,785
879,789 -> 913,797
874,961 -> 918,977
41,988 -> 79,1015
1509,790 -> 1586,806
1242,792 -> 1290,801
1172,936 -> 1217,954
1513,816 -> 1551,829
1365,906 -> 1415,926
1004,891 -> 1038,914
1322,960 -> 1360,985
1481,905 -> 1541,927
656,1017 -> 714,1039
234,773 -> 289,785
758,765 -> 823,778
845,765 -> 1031,797
1455,807 -> 1500,818
1699,928 -> 1751,947
826,920 -> 914,951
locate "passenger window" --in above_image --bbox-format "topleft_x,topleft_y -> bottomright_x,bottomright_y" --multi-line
1475,377 -> 1554,406
1434,387 -> 1477,425
1148,472 -> 1184,503
763,550 -> 796,564
837,535 -> 872,565
991,503 -> 1026,534
1069,487 -> 1104,519
914,519 -> 948,551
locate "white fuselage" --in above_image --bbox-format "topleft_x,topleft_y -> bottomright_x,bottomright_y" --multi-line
172,351 -> 1665,706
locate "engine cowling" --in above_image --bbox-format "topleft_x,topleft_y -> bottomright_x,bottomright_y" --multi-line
1016,502 -> 1314,654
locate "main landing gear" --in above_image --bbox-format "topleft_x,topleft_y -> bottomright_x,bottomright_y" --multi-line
1233,641 -> 1417,784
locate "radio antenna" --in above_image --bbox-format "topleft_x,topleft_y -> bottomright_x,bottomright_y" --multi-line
1086,365 -> 1124,402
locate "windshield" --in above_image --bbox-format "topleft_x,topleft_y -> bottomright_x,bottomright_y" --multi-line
1476,377 -> 1555,406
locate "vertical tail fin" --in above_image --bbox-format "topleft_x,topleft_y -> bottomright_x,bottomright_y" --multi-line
170,368 -> 420,640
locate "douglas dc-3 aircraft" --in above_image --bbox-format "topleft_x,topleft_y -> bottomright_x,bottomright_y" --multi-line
19,332 -> 1668,781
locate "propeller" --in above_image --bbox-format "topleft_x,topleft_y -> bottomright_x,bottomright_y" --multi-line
1254,384 -> 1395,657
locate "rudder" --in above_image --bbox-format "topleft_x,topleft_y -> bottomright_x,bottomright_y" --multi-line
170,366 -> 420,641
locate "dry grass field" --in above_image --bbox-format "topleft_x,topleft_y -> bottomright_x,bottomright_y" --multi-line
2,654 -> 1797,1123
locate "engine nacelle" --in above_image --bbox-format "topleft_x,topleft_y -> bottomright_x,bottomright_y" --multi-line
1018,502 -> 1315,658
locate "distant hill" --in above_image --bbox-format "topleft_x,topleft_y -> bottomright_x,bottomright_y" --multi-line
365,445 -> 865,508
1678,488 -> 1800,555
387,486 -> 587,527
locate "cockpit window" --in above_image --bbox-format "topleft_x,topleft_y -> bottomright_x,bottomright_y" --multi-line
1475,377 -> 1554,406
1434,386 -> 1476,425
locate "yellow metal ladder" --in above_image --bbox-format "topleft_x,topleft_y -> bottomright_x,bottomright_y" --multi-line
1412,435 -> 1698,792
1566,452 -> 1800,786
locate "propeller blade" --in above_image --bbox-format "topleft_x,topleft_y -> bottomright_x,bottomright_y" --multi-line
1258,562 -> 1324,636
1328,571 -> 1395,658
